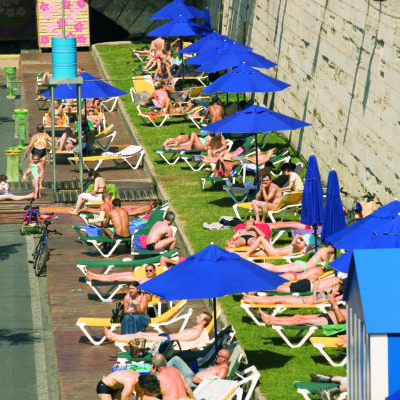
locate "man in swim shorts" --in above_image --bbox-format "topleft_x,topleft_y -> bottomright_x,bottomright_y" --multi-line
146,211 -> 176,251
96,369 -> 140,400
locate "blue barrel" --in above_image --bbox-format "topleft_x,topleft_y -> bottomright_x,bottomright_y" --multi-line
52,37 -> 77,79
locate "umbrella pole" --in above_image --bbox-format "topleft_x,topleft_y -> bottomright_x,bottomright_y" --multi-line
50,86 -> 57,196
77,84 -> 84,191
313,223 -> 318,251
255,133 -> 260,191
213,298 -> 218,356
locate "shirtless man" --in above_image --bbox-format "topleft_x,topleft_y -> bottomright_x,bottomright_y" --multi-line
146,211 -> 176,251
104,312 -> 212,343
201,132 -> 228,161
258,244 -> 335,275
84,263 -> 157,283
96,369 -> 140,400
102,198 -> 130,240
204,96 -> 226,124
168,348 -> 230,387
251,174 -> 282,223
150,354 -> 194,400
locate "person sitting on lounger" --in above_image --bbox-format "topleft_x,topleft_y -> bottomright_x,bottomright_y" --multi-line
259,292 -> 346,326
102,198 -> 130,241
168,348 -> 230,388
104,312 -> 212,343
252,174 -> 282,223
56,127 -> 77,151
140,81 -> 170,111
146,211 -> 176,251
70,170 -> 106,215
84,263 -> 157,283
258,244 -> 335,274
225,217 -> 266,249
243,277 -> 344,305
120,281 -> 150,334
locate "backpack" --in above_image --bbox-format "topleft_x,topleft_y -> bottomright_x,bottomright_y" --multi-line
110,302 -> 125,323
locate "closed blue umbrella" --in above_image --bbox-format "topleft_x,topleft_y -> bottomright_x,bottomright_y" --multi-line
203,7 -> 211,29
204,105 -> 311,186
42,72 -> 127,99
326,200 -> 400,249
150,0 -> 204,19
321,170 -> 346,244
301,155 -> 324,250
201,63 -> 290,94
196,48 -> 277,73
139,244 -> 286,353
330,215 -> 400,273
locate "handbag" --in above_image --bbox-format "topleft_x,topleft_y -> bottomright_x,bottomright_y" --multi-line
151,334 -> 182,359
110,302 -> 125,323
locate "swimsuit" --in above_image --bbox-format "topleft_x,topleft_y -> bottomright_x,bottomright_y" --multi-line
146,242 -> 156,251
240,234 -> 254,246
296,260 -> 307,272
34,134 -> 47,146
319,313 -> 335,325
31,165 -> 40,179
114,233 -> 130,240
96,380 -> 118,396
289,279 -> 311,293
312,257 -> 330,269
31,147 -> 46,159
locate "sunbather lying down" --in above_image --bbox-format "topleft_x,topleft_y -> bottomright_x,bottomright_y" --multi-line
259,292 -> 346,326
258,244 -> 335,275
104,311 -> 212,343
162,132 -> 207,151
144,99 -> 196,121
243,276 -> 344,305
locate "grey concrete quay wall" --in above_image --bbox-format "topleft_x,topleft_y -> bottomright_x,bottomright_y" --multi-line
209,0 -> 399,205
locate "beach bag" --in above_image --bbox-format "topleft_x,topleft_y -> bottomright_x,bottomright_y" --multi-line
151,334 -> 182,358
110,302 -> 125,323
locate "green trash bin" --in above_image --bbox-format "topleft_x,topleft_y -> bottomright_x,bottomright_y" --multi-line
14,109 -> 29,146
4,66 -> 18,99
5,149 -> 22,182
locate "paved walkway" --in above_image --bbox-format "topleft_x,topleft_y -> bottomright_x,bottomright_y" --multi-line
0,50 -> 205,400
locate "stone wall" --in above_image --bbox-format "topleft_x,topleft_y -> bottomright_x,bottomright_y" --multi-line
209,0 -> 400,204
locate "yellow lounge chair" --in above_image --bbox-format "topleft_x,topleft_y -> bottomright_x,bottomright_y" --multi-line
309,336 -> 347,367
232,190 -> 303,221
76,299 -> 191,345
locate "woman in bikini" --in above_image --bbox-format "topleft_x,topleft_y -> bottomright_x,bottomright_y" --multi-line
243,277 -> 344,305
259,292 -> 346,326
56,127 -> 77,150
226,217 -> 266,249
24,123 -> 52,190
69,170 -> 106,215
120,281 -> 151,334
258,244 -> 335,275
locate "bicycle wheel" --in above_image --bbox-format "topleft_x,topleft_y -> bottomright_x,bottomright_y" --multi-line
34,242 -> 48,276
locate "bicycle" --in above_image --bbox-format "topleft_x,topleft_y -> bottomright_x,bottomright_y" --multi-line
340,189 -> 381,225
32,218 -> 62,277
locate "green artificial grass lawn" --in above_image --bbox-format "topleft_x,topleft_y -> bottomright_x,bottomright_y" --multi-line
97,44 -> 345,400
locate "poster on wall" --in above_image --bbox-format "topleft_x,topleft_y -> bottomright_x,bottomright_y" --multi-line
0,0 -> 36,41
36,0 -> 90,48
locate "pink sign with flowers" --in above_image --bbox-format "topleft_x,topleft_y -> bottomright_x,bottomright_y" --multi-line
37,0 -> 90,48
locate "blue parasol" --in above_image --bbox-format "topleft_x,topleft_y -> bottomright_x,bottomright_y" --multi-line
326,200 -> 400,249
201,63 -> 290,94
41,72 -> 127,99
139,244 -> 286,353
147,15 -> 212,37
196,48 -> 277,73
330,214 -> 400,273
150,0 -> 204,20
203,7 -> 211,29
321,170 -> 346,244
300,155 -> 324,250
178,33 -> 235,54
204,105 -> 310,186
186,41 -> 251,65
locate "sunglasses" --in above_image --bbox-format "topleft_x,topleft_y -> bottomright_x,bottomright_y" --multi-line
145,269 -> 154,272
